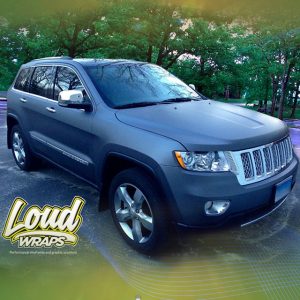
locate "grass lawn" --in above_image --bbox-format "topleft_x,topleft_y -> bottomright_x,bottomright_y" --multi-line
282,108 -> 300,120
215,98 -> 300,120
216,98 -> 245,104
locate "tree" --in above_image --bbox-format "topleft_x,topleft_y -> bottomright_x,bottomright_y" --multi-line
0,0 -> 298,120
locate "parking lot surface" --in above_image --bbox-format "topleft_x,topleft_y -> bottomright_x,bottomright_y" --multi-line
0,101 -> 300,300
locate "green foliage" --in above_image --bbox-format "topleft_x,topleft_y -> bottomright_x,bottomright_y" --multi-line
0,0 -> 299,119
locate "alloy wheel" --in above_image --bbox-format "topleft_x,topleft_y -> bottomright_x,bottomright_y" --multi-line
12,131 -> 26,166
114,183 -> 154,243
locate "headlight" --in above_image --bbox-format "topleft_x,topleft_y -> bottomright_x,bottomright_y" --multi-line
175,151 -> 230,172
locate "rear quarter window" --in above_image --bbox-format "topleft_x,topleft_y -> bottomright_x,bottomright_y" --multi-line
14,68 -> 32,92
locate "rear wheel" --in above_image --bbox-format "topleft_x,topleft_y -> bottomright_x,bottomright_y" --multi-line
109,168 -> 169,254
11,125 -> 40,171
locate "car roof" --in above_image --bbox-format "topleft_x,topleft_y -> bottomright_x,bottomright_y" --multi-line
23,57 -> 146,68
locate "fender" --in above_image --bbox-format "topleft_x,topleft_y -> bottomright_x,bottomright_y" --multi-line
98,147 -> 182,222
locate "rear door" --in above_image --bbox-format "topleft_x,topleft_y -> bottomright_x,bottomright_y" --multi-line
25,65 -> 57,155
8,67 -> 34,138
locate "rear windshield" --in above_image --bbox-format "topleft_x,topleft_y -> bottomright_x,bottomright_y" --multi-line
84,63 -> 201,108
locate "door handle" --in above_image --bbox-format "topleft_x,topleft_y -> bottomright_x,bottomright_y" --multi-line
46,107 -> 56,113
20,98 -> 27,103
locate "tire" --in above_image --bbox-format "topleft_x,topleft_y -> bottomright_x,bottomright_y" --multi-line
109,168 -> 169,254
11,125 -> 40,171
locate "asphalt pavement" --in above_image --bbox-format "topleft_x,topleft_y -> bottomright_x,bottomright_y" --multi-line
0,101 -> 300,300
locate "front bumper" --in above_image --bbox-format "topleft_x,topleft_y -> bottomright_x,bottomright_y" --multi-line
161,156 -> 298,228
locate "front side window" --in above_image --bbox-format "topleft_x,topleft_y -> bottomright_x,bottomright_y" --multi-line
54,67 -> 89,101
84,63 -> 202,108
14,68 -> 32,92
30,66 -> 55,99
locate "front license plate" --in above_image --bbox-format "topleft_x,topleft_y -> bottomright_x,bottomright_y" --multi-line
275,176 -> 292,203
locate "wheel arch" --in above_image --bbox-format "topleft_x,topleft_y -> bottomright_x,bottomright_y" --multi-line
98,152 -> 179,222
7,114 -> 20,149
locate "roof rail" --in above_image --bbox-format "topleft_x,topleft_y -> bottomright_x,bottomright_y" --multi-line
33,56 -> 73,61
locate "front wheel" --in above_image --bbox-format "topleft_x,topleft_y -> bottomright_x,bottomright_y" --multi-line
109,168 -> 169,254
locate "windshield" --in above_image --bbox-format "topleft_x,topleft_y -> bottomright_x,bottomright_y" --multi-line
84,63 -> 202,108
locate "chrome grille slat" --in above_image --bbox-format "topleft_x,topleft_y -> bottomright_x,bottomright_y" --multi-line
282,140 -> 288,165
288,137 -> 293,161
253,149 -> 264,177
263,147 -> 273,174
279,142 -> 286,167
231,137 -> 294,185
273,144 -> 280,171
240,152 -> 254,179
285,139 -> 289,160
287,138 -> 292,161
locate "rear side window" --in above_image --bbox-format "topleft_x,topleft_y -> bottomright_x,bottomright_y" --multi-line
30,66 -> 55,99
54,66 -> 89,101
14,68 -> 32,92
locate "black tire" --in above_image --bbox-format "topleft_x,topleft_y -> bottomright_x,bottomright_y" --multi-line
11,125 -> 40,171
109,168 -> 169,254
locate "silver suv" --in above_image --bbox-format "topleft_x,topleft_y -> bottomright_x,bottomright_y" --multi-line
7,57 -> 298,253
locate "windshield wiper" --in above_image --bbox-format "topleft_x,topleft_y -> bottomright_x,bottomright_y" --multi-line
159,97 -> 201,104
114,101 -> 158,109
114,97 -> 202,109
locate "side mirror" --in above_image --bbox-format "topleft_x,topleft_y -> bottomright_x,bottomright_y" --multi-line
189,84 -> 196,90
58,90 -> 92,112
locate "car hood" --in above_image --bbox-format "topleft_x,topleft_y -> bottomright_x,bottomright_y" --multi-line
115,100 -> 289,151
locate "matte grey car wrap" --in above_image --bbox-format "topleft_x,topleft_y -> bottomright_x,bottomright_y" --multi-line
115,101 -> 289,152
6,57 -> 298,252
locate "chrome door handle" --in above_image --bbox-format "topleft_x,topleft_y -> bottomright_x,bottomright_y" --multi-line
46,107 -> 56,113
20,98 -> 27,103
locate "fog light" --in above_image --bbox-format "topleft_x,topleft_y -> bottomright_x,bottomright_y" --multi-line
204,200 -> 230,216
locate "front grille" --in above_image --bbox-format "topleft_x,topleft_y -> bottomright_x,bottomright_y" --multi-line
230,136 -> 294,185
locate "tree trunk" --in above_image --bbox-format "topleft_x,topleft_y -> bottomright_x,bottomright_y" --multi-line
156,30 -> 170,66
290,81 -> 300,119
68,23 -> 81,58
146,45 -> 153,63
264,77 -> 270,112
200,59 -> 205,75
237,87 -> 241,99
225,85 -> 230,100
278,55 -> 296,120
270,76 -> 278,116
165,52 -> 183,69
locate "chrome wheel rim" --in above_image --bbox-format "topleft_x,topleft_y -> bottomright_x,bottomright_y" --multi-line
12,132 -> 26,166
114,183 -> 153,244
